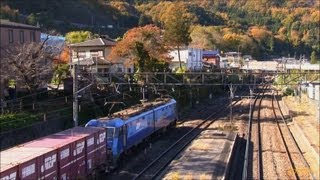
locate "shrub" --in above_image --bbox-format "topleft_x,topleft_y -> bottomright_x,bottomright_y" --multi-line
0,112 -> 40,131
282,87 -> 294,96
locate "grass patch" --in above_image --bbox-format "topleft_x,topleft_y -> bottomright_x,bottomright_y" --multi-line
0,112 -> 41,132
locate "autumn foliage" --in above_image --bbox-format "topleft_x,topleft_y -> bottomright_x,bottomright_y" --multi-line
54,47 -> 70,64
109,25 -> 170,72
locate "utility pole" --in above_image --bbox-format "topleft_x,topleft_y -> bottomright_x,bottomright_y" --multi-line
73,50 -> 79,127
299,56 -> 302,103
229,84 -> 236,125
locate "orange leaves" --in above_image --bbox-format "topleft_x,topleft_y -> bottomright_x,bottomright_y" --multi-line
108,25 -> 170,65
53,47 -> 70,64
223,33 -> 242,42
249,26 -> 272,42
160,2 -> 195,25
137,1 -> 197,25
290,30 -> 302,47
109,1 -> 137,16
310,10 -> 320,23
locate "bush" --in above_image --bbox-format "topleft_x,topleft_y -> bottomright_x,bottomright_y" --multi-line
0,112 -> 40,131
282,87 -> 294,96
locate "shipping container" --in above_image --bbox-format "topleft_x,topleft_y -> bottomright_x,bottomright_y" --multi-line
0,147 -> 57,179
25,134 -> 85,179
0,127 -> 106,180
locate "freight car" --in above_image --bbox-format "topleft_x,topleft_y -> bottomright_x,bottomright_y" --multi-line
0,127 -> 106,180
85,98 -> 177,168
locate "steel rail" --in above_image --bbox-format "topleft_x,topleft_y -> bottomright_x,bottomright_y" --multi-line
273,91 -> 315,180
272,92 -> 299,179
242,85 -> 267,180
256,86 -> 267,180
132,97 -> 243,180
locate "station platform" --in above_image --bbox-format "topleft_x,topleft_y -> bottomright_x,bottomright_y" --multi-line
160,129 -> 238,180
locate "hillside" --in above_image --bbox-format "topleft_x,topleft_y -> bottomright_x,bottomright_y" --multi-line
1,0 -> 319,59
0,0 -> 139,37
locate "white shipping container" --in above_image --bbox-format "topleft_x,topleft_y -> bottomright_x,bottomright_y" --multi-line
187,48 -> 203,71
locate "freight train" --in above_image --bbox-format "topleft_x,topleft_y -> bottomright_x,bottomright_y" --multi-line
0,98 -> 177,179
0,127 -> 106,180
85,98 -> 177,168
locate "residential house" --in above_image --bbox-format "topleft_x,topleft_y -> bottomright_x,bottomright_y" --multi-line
169,47 -> 203,71
0,20 -> 40,52
69,37 -> 133,75
0,20 -> 41,99
223,52 -> 242,68
202,50 -> 221,70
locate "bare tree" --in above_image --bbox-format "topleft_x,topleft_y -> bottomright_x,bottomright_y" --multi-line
1,37 -> 60,94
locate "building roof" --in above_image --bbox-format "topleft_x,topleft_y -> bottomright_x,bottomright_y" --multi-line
0,19 -> 40,30
71,57 -> 111,65
70,38 -> 116,47
203,50 -> 219,57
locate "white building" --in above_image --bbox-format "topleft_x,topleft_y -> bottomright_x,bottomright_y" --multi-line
169,47 -> 203,71
307,82 -> 320,101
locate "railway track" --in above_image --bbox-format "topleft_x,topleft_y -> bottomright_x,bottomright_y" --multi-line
256,86 -> 265,180
132,98 -> 243,180
243,85 -> 315,180
272,91 -> 315,180
242,85 -> 267,180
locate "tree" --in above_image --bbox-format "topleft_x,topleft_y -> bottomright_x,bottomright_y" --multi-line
52,46 -> 71,90
163,2 -> 192,69
310,51 -> 318,64
1,37 -> 60,94
52,64 -> 70,90
26,13 -> 38,26
0,5 -> 19,21
190,25 -> 223,49
138,14 -> 152,26
54,46 -> 70,64
65,31 -> 93,44
108,25 -> 170,72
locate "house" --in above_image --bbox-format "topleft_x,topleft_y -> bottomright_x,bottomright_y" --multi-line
0,20 -> 41,99
202,50 -> 221,70
0,20 -> 40,52
69,37 -> 133,75
223,52 -> 242,68
169,47 -> 203,71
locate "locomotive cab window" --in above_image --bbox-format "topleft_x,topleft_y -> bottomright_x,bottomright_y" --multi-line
106,127 -> 115,140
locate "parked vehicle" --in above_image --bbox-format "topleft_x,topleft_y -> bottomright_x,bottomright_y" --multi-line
0,127 -> 106,180
85,98 -> 177,168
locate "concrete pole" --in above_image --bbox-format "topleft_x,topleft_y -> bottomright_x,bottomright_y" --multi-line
189,87 -> 193,108
318,97 -> 320,123
229,84 -> 234,125
73,50 -> 79,127
142,86 -> 145,100
299,57 -> 303,103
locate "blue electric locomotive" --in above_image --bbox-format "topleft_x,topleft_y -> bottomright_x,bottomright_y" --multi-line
85,98 -> 177,167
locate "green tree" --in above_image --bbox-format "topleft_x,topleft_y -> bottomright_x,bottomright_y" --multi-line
310,51 -> 318,64
163,3 -> 192,69
52,64 -> 70,90
65,31 -> 93,44
26,13 -> 38,25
